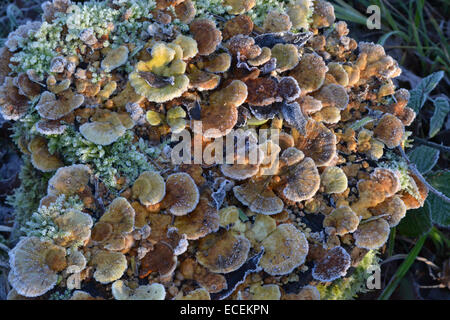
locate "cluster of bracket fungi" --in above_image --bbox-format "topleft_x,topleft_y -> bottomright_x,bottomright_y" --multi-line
0,0 -> 427,300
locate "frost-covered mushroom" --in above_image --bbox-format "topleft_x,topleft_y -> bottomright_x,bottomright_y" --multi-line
8,237 -> 66,297
28,136 -> 63,172
311,106 -> 341,124
278,76 -> 301,102
53,209 -> 93,247
187,65 -> 220,91
129,42 -> 189,103
287,1 -> 314,30
15,73 -> 41,98
91,250 -> 127,284
132,171 -> 166,206
79,110 -> 127,146
271,43 -> 299,73
312,0 -> 335,28
321,166 -> 348,194
196,229 -> 251,273
226,35 -> 262,60
370,167 -> 401,197
200,80 -> 248,138
100,197 -> 135,235
174,0 -> 196,24
139,242 -> 178,278
290,53 -> 328,94
174,197 -> 220,240
0,77 -> 29,120
282,157 -> 320,202
223,15 -> 254,40
233,178 -> 284,215
164,172 -> 200,216
244,283 -> 281,300
245,214 -> 277,244
260,224 -> 309,275
373,114 -> 405,149
101,45 -> 129,72
323,206 -> 359,236
47,164 -> 91,196
294,120 -> 337,167
369,196 -> 406,227
0,47 -> 12,85
326,63 -> 349,87
36,90 -> 84,120
314,84 -> 349,110
263,11 -> 292,33
245,77 -> 279,106
112,280 -> 166,300
190,19 -> 222,56
203,53 -> 232,73
312,246 -> 351,282
399,172 -> 429,209
224,0 -> 256,14
280,147 -> 305,167
356,42 -> 401,81
354,219 -> 390,250
248,47 -> 272,67
35,119 -> 67,135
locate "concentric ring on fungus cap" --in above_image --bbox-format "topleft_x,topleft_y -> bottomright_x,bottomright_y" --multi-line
164,172 -> 200,216
312,246 -> 351,282
282,157 -> 320,202
196,229 -> 251,274
260,224 -> 309,276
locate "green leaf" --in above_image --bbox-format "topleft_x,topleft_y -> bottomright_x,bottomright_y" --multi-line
238,208 -> 249,222
378,233 -> 428,300
397,201 -> 432,237
378,31 -> 402,46
408,145 -> 440,174
429,97 -> 450,138
427,171 -> 450,227
407,71 -> 445,112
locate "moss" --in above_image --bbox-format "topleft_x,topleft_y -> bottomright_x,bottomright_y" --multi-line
47,128 -> 159,190
21,194 -> 84,242
6,156 -> 51,237
316,250 -> 380,300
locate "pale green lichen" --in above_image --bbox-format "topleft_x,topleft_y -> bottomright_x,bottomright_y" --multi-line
316,250 -> 380,300
47,128 -> 159,189
21,194 -> 84,242
49,288 -> 73,300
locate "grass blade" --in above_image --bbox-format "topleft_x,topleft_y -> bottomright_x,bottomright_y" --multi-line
378,232 -> 428,300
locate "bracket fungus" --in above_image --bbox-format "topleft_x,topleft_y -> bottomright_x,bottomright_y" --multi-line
260,224 -> 309,276
2,0 -> 430,300
9,237 -> 66,297
164,172 -> 200,216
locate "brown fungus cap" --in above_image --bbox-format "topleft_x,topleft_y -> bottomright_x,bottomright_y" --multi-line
47,164 -> 91,196
8,237 -> 66,297
187,66 -> 221,91
260,224 -> 309,276
36,90 -> 84,120
99,197 -> 135,234
233,178 -> 284,215
140,242 -> 177,278
223,15 -> 254,40
245,77 -> 279,106
91,250 -> 127,284
312,0 -> 336,28
399,172 -> 429,209
271,43 -> 299,73
321,166 -> 348,194
323,206 -> 359,236
294,120 -> 337,167
369,195 -> 406,227
196,229 -> 251,273
101,45 -> 129,72
314,84 -> 349,110
200,80 -> 248,138
354,219 -> 390,250
224,0 -> 256,15
79,110 -> 127,146
190,19 -> 222,56
226,35 -> 262,60
28,136 -> 63,172
164,172 -> 200,216
174,197 -> 220,240
0,77 -> 29,121
290,53 -> 328,94
282,157 -> 320,202
370,167 -> 401,197
373,114 -> 405,148
53,209 -> 94,247
132,171 -> 166,206
203,53 -> 232,73
311,246 -> 351,282
15,72 -> 41,98
263,10 -> 292,33
175,0 -> 196,24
